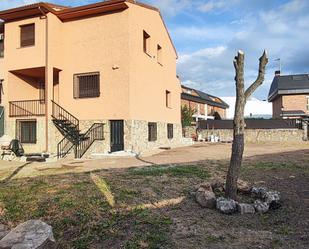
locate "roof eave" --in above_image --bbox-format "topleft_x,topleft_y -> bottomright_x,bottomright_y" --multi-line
57,1 -> 128,21
181,93 -> 228,109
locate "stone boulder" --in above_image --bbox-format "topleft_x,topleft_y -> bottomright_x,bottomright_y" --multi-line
236,203 -> 255,214
216,197 -> 237,214
237,180 -> 251,193
251,187 -> 268,198
195,183 -> 216,209
263,191 -> 281,209
254,200 -> 269,214
0,220 -> 55,249
210,178 -> 225,192
0,225 -> 9,240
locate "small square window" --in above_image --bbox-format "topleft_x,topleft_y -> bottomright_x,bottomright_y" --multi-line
167,124 -> 173,139
157,44 -> 162,65
73,72 -> 100,98
143,31 -> 151,55
0,79 -> 3,104
17,120 -> 37,143
20,23 -> 35,47
166,90 -> 171,108
0,34 -> 3,58
148,122 -> 157,142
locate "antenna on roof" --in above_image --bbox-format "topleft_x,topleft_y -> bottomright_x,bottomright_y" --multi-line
274,58 -> 281,75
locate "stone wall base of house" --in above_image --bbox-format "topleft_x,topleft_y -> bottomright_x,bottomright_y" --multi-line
4,118 -> 184,158
82,120 -> 183,157
5,117 -> 46,153
184,126 -> 306,142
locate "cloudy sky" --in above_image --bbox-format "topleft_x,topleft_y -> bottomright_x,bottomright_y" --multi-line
1,0 -> 309,99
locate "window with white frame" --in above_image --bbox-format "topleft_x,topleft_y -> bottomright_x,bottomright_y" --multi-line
306,96 -> 309,111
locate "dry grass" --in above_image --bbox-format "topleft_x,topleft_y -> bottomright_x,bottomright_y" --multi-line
0,146 -> 308,248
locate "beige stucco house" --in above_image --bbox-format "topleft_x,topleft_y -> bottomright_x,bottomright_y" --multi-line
0,0 -> 182,158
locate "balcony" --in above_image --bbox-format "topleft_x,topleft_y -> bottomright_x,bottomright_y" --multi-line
9,99 -> 45,117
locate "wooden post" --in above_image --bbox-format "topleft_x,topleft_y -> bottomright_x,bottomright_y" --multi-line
225,50 -> 268,200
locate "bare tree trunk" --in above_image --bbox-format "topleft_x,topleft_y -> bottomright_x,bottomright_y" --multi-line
225,50 -> 268,200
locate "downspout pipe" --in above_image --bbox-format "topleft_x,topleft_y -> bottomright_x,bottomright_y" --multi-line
38,6 -> 49,152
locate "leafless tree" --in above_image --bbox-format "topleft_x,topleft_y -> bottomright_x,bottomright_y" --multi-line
225,50 -> 268,200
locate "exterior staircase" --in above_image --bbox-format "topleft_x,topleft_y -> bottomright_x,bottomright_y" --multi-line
51,100 -> 104,158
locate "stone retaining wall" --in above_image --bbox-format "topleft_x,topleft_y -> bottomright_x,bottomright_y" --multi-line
4,117 -> 183,157
184,126 -> 306,142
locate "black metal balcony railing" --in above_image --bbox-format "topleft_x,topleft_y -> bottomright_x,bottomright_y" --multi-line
9,99 -> 45,117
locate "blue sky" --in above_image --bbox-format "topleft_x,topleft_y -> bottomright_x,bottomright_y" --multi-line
1,0 -> 309,99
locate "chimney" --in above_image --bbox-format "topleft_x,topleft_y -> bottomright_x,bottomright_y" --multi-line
275,70 -> 281,76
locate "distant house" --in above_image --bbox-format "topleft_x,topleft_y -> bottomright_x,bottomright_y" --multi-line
268,72 -> 309,119
221,97 -> 272,119
181,85 -> 229,120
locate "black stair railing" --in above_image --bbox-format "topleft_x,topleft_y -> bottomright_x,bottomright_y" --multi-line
51,100 -> 79,128
57,135 -> 75,159
76,123 -> 105,158
9,100 -> 45,117
51,101 -> 105,159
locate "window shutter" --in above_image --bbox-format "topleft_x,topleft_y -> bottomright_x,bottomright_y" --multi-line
20,24 -> 35,47
73,72 -> 100,98
0,80 -> 3,104
0,37 -> 3,58
19,120 -> 36,143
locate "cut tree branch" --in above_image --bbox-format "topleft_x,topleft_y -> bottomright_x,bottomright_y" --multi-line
225,50 -> 269,200
244,50 -> 268,100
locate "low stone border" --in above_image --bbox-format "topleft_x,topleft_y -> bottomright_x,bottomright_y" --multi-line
194,180 -> 281,215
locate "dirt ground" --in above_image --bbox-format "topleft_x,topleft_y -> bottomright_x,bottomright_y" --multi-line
0,141 -> 308,179
0,142 -> 308,248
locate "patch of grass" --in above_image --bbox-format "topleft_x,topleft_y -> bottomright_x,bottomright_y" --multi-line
118,188 -> 139,202
270,238 -> 284,248
242,161 -> 308,173
129,165 -> 209,179
124,209 -> 172,249
206,234 -> 224,243
90,173 -> 115,207
277,225 -> 293,235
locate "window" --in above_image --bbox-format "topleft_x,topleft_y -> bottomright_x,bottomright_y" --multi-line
0,79 -> 3,104
166,90 -> 171,108
73,72 -> 100,98
148,122 -> 157,141
307,96 -> 309,111
20,24 -> 35,47
143,30 -> 151,55
17,120 -> 36,143
0,33 -> 3,58
157,44 -> 162,65
167,124 -> 173,139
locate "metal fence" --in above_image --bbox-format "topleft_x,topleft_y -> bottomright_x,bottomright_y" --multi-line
198,119 -> 303,130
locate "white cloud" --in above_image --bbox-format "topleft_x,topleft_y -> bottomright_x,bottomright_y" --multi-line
145,0 -> 192,16
176,0 -> 309,99
198,0 -> 240,13
171,26 -> 234,43
0,0 -> 40,10
198,0 -> 227,12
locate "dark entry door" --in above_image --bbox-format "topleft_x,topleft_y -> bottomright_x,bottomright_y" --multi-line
110,120 -> 124,152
